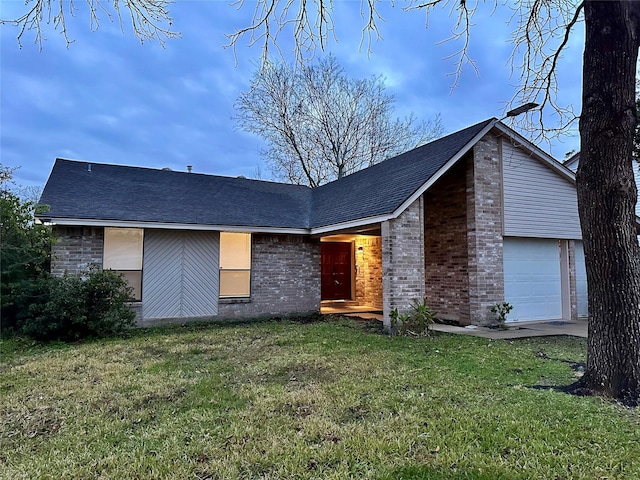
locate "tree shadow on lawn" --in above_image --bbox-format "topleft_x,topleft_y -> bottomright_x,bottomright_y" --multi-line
527,351 -> 639,407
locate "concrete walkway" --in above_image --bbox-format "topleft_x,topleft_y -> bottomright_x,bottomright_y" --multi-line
323,305 -> 588,339
431,320 -> 588,339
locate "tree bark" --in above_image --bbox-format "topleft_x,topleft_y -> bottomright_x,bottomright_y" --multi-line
575,0 -> 640,405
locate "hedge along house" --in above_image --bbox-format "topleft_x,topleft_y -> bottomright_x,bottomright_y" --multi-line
38,118 -> 589,330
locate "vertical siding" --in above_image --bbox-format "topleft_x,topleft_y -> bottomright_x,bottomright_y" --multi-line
502,141 -> 582,239
142,230 -> 219,320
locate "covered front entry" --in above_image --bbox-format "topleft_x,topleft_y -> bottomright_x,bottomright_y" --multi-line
321,242 -> 352,300
319,232 -> 383,312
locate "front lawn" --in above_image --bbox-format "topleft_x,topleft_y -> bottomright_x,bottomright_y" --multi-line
1,317 -> 638,479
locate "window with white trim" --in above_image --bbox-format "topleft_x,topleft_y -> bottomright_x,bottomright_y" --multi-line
219,232 -> 251,297
103,227 -> 144,301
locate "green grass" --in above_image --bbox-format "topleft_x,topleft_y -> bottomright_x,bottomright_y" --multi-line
1,317 -> 638,479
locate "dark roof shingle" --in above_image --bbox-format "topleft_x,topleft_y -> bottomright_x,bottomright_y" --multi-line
40,161 -> 312,229
310,118 -> 494,227
39,118 -> 495,231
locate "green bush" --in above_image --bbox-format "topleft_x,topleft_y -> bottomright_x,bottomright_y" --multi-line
22,269 -> 136,341
490,301 -> 514,329
1,171 -> 53,333
390,298 -> 436,337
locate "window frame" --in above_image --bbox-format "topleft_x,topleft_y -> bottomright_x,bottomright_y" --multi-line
219,232 -> 252,299
103,227 -> 144,302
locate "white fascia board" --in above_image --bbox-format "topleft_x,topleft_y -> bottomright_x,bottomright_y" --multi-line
42,217 -> 310,235
310,213 -> 396,235
493,122 -> 577,183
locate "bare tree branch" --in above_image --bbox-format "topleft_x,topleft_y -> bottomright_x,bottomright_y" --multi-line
226,0 -> 585,144
235,55 -> 443,187
505,0 -> 583,144
1,0 -> 179,49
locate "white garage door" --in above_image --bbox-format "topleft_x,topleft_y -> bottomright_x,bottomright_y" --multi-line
503,238 -> 562,321
574,241 -> 588,317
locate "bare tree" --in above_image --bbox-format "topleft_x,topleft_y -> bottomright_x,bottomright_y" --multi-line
4,0 -> 640,404
235,56 -> 443,187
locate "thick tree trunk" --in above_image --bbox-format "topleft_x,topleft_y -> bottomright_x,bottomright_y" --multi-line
574,0 -> 640,405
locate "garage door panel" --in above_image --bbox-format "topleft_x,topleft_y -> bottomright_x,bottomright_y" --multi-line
504,238 -> 562,321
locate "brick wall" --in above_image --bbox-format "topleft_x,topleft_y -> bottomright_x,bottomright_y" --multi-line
424,159 -> 470,323
466,134 -> 505,325
217,233 -> 321,318
382,197 -> 426,331
354,236 -> 383,309
51,226 -> 104,276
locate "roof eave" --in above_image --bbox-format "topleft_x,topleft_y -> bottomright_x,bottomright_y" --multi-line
36,217 -> 311,235
310,213 -> 395,235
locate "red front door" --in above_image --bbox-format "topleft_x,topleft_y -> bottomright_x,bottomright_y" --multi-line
321,242 -> 352,300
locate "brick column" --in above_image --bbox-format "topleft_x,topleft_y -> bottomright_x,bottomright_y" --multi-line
382,197 -> 426,332
466,135 -> 505,325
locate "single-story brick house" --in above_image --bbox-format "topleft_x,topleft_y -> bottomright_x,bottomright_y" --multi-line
37,118 -> 590,330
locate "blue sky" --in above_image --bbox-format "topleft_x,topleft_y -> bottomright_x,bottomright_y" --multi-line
1,1 -> 584,188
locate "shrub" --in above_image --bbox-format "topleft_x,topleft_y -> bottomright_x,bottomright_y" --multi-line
21,269 -> 136,341
390,298 -> 436,337
0,172 -> 53,334
490,301 -> 514,329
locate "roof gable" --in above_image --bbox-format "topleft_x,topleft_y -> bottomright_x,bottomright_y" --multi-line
310,118 -> 495,229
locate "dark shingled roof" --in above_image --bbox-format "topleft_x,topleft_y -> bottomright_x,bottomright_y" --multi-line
40,161 -> 313,229
311,118 -> 494,227
39,118 -> 495,231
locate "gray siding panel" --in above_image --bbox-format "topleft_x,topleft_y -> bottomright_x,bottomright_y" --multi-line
142,230 -> 219,320
143,230 -> 182,319
182,231 -> 219,317
502,141 -> 582,239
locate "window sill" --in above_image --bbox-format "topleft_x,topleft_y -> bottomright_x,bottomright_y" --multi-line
219,297 -> 252,304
